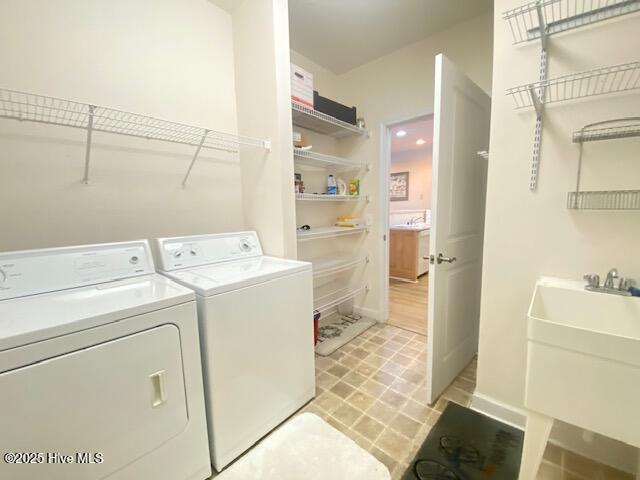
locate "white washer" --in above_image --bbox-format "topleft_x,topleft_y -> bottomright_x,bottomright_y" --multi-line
0,241 -> 211,480
153,232 -> 315,471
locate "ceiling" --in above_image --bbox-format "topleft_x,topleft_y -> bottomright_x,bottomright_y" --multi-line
207,0 -> 242,13
289,0 -> 493,73
391,116 -> 433,155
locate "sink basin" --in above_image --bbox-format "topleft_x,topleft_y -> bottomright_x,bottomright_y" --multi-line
528,277 -> 640,366
390,223 -> 430,231
525,277 -> 640,447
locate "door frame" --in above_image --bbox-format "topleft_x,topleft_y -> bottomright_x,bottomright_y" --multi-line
377,110 -> 434,324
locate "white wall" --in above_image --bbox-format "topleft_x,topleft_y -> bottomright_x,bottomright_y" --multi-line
476,1 -> 640,472
390,148 -> 433,212
0,0 -> 241,251
233,0 -> 297,258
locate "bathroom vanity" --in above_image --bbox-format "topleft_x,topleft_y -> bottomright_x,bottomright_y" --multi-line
389,225 -> 429,282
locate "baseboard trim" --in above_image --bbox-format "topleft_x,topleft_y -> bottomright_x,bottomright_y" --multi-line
470,392 -> 526,430
471,392 -> 637,475
354,305 -> 382,322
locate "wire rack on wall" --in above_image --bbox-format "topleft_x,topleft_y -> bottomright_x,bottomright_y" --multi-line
572,117 -> 640,142
291,101 -> 368,138
0,87 -> 271,184
506,62 -> 640,111
568,117 -> 640,210
567,190 -> 640,209
502,0 -> 640,192
503,0 -> 640,45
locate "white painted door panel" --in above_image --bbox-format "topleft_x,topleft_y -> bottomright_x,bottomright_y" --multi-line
0,325 -> 187,480
426,54 -> 490,404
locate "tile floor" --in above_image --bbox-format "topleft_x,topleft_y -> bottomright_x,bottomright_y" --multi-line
298,323 -> 634,480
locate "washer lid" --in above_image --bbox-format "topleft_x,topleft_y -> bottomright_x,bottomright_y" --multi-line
164,255 -> 311,296
0,273 -> 193,352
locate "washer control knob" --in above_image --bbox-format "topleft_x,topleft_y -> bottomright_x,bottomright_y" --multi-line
239,239 -> 252,252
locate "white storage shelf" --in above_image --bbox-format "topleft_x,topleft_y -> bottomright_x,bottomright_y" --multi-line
0,87 -> 270,184
507,62 -> 640,112
314,284 -> 368,314
294,148 -> 366,171
292,101 -> 368,138
311,255 -> 369,278
503,0 -> 640,46
296,193 -> 364,202
296,226 -> 368,241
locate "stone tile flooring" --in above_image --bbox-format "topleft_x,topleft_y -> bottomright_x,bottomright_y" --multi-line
298,323 -> 634,480
299,322 -> 475,479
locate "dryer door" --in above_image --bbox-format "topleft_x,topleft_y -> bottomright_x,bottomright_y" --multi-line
0,324 -> 188,480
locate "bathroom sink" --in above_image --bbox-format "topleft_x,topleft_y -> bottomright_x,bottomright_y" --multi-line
390,223 -> 430,231
525,277 -> 640,447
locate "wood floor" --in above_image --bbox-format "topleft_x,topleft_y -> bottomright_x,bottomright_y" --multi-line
388,273 -> 428,335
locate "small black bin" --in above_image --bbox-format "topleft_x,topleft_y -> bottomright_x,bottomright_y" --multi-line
313,91 -> 357,125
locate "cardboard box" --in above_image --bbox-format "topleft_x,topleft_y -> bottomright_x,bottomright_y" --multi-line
293,131 -> 308,148
291,63 -> 314,108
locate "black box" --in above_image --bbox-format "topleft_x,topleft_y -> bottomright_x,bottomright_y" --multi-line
313,91 -> 357,125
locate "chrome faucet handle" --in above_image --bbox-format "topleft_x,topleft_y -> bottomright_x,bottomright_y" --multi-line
583,273 -> 600,288
604,268 -> 619,289
619,278 -> 637,291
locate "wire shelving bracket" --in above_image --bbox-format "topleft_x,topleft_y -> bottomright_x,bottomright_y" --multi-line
502,0 -> 640,191
568,117 -> 640,210
0,87 -> 271,184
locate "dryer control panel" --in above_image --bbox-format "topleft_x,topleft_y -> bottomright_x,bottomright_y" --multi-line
0,241 -> 155,300
154,232 -> 263,271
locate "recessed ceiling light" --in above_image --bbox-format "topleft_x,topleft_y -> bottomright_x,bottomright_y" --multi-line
396,130 -> 407,137
416,138 -> 426,145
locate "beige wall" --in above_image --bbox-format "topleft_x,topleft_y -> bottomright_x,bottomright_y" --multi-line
0,0 -> 242,251
476,0 -> 640,471
390,149 -> 433,212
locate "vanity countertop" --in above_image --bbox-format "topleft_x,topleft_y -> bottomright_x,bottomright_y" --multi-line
390,224 -> 430,232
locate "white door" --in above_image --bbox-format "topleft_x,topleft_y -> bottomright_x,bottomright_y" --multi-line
426,54 -> 490,404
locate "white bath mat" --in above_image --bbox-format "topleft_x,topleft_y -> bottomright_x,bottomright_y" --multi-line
315,313 -> 376,356
216,413 -> 390,480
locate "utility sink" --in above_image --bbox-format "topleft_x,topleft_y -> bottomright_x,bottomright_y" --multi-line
528,276 -> 640,369
518,277 -> 640,480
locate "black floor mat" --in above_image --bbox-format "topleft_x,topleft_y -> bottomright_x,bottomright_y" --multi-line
402,402 -> 523,480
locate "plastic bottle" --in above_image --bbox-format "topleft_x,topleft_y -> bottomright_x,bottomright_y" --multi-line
327,175 -> 337,195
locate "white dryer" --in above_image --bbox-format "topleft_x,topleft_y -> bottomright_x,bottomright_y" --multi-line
0,241 -> 211,480
153,232 -> 315,471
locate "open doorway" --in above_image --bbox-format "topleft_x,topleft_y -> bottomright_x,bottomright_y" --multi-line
386,115 -> 434,336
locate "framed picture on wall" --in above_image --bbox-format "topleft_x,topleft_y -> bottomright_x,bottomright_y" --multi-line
390,171 -> 409,201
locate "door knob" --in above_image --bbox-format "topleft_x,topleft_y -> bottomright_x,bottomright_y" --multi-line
437,253 -> 456,264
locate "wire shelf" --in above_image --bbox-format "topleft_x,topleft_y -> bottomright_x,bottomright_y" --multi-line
0,87 -> 270,184
296,193 -> 364,202
503,0 -> 640,45
296,225 -> 368,241
567,190 -> 640,209
311,255 -> 369,278
314,284 -> 368,313
572,117 -> 640,142
294,148 -> 365,170
292,101 -> 368,138
507,62 -> 640,110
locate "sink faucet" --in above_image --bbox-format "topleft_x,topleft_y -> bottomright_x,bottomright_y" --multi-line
408,215 -> 425,225
603,268 -> 618,289
584,268 -> 635,297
